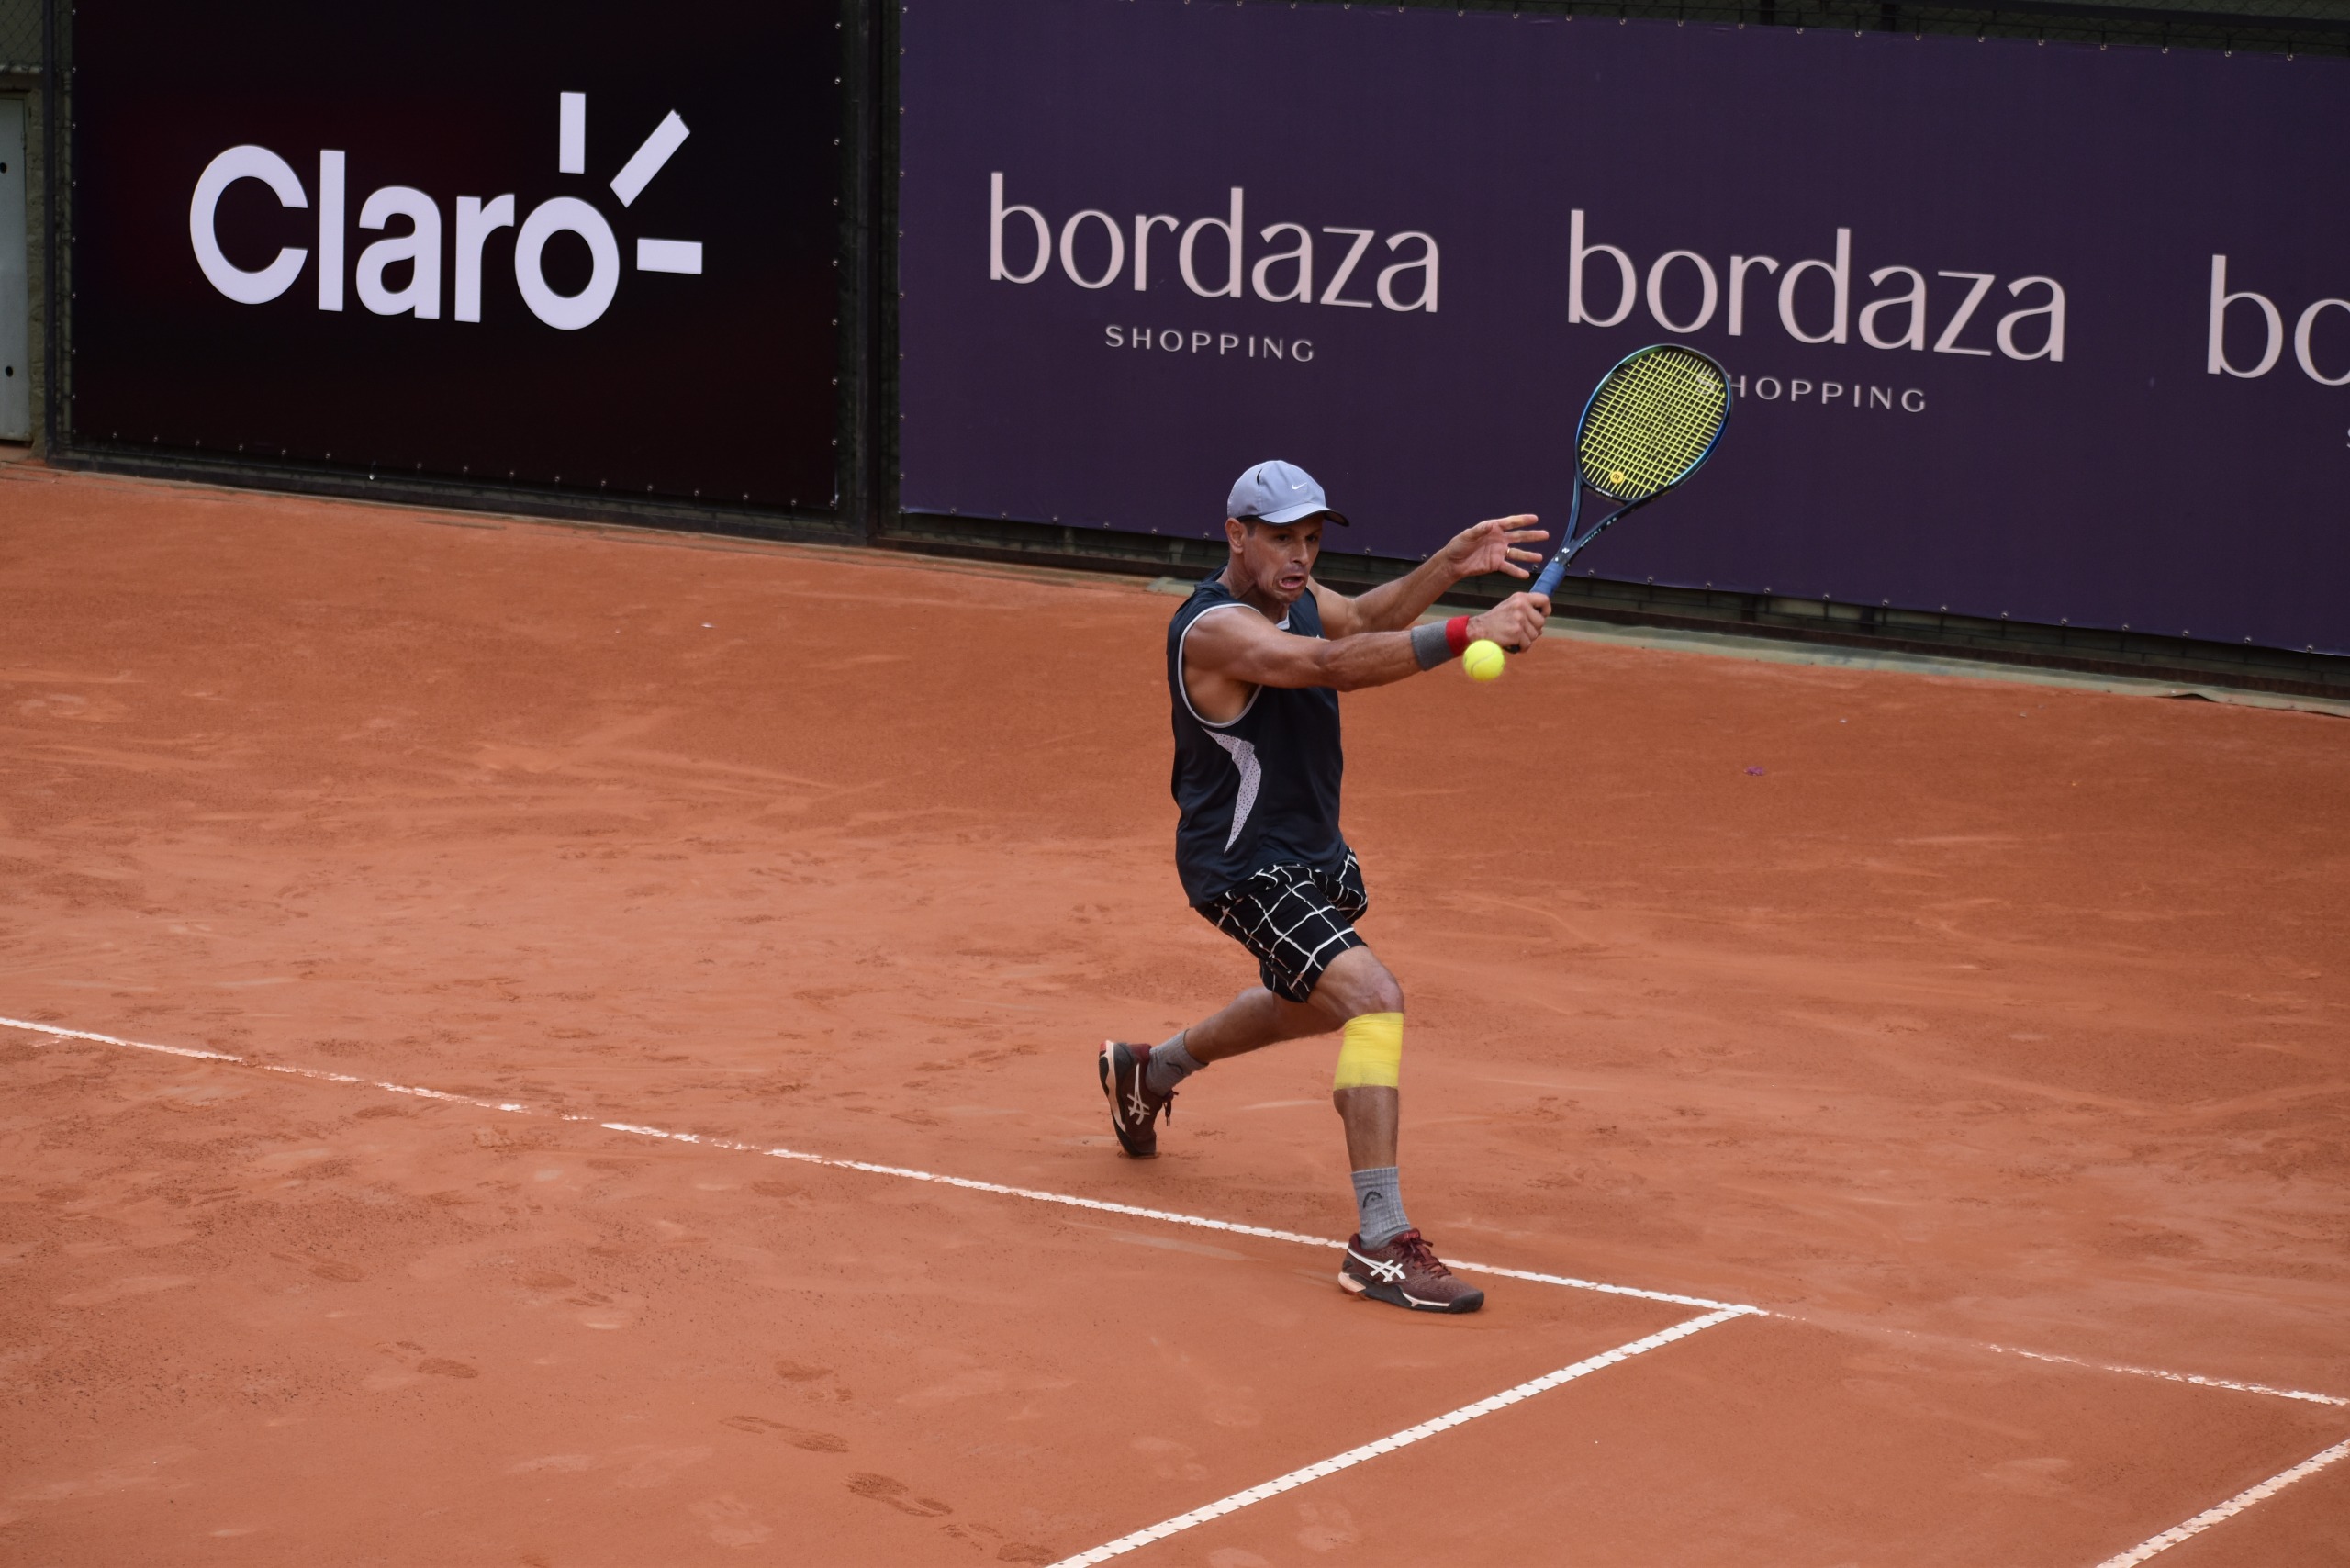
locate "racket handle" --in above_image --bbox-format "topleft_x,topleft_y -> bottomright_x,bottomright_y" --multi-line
1495,554 -> 1573,651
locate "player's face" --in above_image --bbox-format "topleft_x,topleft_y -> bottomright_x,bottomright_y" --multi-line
1226,517 -> 1323,605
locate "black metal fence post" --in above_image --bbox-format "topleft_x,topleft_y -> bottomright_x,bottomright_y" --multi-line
39,0 -> 57,457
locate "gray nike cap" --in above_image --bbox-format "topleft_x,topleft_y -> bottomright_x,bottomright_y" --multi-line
1227,459 -> 1350,527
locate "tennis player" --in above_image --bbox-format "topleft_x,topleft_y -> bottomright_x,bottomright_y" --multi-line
1101,461 -> 1551,1314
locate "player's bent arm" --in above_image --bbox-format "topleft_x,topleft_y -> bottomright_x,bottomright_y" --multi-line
1189,596 -> 1550,692
1324,514 -> 1549,634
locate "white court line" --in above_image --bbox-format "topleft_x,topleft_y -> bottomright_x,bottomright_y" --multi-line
2090,1437 -> 2350,1567
1048,1308 -> 1750,1568
15,1014 -> 2349,1567
1990,1343 -> 2349,1409
0,1014 -> 1747,1314
10,1014 -> 2348,1412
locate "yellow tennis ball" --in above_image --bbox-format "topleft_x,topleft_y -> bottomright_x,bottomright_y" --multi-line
1462,639 -> 1505,682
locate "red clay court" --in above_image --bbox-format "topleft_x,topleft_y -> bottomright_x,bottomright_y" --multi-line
2,466 -> 2345,1566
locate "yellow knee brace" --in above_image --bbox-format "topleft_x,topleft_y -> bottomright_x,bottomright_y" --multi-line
1334,1012 -> 1404,1090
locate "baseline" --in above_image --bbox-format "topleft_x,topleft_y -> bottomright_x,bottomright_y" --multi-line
0,1014 -> 1744,1313
1990,1342 -> 2348,1411
10,1013 -> 2344,1424
1047,1307 -> 1750,1568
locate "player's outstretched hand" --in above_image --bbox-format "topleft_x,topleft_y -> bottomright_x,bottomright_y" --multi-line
1440,515 -> 1548,581
1470,591 -> 1551,651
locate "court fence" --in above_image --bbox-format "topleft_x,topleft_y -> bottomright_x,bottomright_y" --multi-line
15,0 -> 2349,699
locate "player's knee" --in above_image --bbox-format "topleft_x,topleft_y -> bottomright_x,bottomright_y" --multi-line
1346,951 -> 1404,1016
1329,949 -> 1404,1090
1334,1008 -> 1404,1091
1315,946 -> 1401,1019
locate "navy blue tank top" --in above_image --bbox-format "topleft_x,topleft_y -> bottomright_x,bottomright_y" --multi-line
1168,574 -> 1350,906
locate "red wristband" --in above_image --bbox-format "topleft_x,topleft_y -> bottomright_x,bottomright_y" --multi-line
1444,616 -> 1472,658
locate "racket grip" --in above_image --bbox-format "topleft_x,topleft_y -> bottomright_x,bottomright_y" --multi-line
1495,556 -> 1572,652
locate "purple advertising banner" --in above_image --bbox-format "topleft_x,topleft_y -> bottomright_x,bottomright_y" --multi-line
899,0 -> 2350,655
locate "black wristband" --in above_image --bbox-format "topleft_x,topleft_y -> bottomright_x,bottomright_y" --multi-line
1410,620 -> 1453,671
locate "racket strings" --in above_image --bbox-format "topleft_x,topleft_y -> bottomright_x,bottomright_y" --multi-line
1579,349 -> 1728,501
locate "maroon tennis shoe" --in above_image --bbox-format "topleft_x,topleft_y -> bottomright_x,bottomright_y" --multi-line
1098,1040 -> 1174,1159
1339,1229 -> 1485,1314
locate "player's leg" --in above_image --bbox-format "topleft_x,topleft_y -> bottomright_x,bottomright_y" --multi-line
1301,944 -> 1403,1170
1103,855 -> 1382,1150
1308,947 -> 1483,1315
1099,862 -> 1351,1158
1096,988 -> 1326,1159
1157,936 -> 1479,1313
1102,959 -> 1369,1151
1180,986 -> 1332,1063
1095,858 -> 1481,1310
1171,878 -> 1397,1076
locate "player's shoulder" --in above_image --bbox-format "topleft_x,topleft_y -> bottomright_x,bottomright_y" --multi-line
1170,579 -> 1269,654
1189,572 -> 1235,604
1171,573 -> 1237,627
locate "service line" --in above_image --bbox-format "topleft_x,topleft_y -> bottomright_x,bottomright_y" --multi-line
1048,1308 -> 1749,1568
2090,1437 -> 2350,1567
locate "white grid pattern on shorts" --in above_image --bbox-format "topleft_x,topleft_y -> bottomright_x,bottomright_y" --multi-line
1208,859 -> 1364,1001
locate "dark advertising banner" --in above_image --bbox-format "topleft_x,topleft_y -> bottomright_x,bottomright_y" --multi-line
73,0 -> 840,510
900,0 -> 2350,655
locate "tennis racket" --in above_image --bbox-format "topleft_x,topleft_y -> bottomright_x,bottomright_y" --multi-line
1527,343 -> 1733,600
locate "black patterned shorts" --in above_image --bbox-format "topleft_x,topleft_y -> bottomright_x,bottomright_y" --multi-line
1198,854 -> 1370,1003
